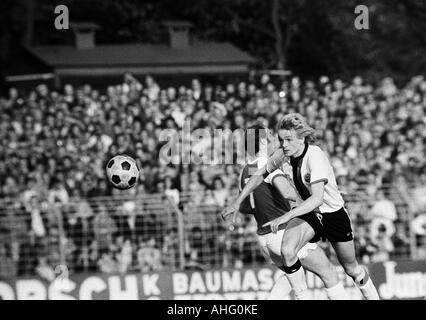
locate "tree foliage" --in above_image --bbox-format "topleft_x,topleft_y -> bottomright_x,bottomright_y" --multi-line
1,0 -> 425,83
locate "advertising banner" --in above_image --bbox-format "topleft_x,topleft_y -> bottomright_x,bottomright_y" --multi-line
0,260 -> 425,300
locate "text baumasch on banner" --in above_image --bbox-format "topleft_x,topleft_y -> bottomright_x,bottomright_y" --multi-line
0,260 -> 425,300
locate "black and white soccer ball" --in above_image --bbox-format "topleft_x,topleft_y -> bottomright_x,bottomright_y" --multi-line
106,155 -> 139,190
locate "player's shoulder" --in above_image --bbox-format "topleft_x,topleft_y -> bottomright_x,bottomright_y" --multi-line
307,144 -> 328,159
256,156 -> 268,168
239,157 -> 266,180
308,144 -> 324,154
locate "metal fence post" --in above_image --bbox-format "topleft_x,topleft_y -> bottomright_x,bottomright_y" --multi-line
54,203 -> 66,267
395,184 -> 418,260
166,197 -> 186,270
407,203 -> 418,260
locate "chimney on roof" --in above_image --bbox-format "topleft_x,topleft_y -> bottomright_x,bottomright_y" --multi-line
70,22 -> 99,49
163,21 -> 192,49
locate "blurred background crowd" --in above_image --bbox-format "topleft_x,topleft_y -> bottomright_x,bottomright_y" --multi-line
0,73 -> 425,280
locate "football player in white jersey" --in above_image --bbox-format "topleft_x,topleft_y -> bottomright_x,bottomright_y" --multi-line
222,113 -> 379,300
232,123 -> 349,300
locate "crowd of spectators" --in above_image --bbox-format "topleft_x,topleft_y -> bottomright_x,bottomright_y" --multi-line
0,73 -> 425,278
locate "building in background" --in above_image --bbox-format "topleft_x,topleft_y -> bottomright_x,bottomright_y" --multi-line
17,21 -> 256,87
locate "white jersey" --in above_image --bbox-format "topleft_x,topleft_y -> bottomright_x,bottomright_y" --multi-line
269,144 -> 345,213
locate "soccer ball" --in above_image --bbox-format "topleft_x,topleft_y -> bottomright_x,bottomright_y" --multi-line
106,155 -> 139,190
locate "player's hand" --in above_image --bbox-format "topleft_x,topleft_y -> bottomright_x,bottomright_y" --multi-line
221,203 -> 240,225
262,215 -> 289,233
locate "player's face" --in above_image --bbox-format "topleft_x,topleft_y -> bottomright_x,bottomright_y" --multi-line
278,129 -> 304,157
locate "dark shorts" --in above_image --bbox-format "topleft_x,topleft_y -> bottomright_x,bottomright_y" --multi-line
320,207 -> 354,242
297,211 -> 325,243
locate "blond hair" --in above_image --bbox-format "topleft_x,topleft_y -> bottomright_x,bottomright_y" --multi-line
276,113 -> 317,144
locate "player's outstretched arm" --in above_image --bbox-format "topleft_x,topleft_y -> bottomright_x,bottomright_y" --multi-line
264,181 -> 325,233
271,175 -> 298,202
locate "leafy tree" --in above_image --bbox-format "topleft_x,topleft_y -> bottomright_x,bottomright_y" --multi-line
1,0 -> 425,83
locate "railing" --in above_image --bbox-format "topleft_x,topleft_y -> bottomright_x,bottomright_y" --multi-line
0,184 -> 425,279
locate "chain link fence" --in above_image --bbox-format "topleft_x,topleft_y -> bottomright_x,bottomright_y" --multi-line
0,184 -> 425,279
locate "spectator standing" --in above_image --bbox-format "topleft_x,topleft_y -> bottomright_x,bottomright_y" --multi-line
212,177 -> 229,207
164,176 -> 180,206
93,204 -> 117,253
371,224 -> 394,262
391,221 -> 411,259
0,244 -> 17,279
137,237 -> 163,272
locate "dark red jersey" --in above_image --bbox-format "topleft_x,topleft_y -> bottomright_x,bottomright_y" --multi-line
239,158 -> 292,235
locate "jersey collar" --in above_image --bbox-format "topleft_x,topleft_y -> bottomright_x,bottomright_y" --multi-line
290,143 -> 309,164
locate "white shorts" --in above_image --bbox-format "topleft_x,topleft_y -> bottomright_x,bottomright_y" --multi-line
258,229 -> 317,266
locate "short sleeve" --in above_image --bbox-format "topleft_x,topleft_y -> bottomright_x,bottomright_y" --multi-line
264,169 -> 285,184
308,147 -> 330,185
239,197 -> 255,215
280,161 -> 292,177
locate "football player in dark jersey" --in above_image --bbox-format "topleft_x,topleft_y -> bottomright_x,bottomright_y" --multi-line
224,123 -> 349,299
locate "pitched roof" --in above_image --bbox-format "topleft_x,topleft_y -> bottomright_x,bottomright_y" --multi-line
70,22 -> 100,30
162,21 -> 193,28
26,42 -> 256,68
